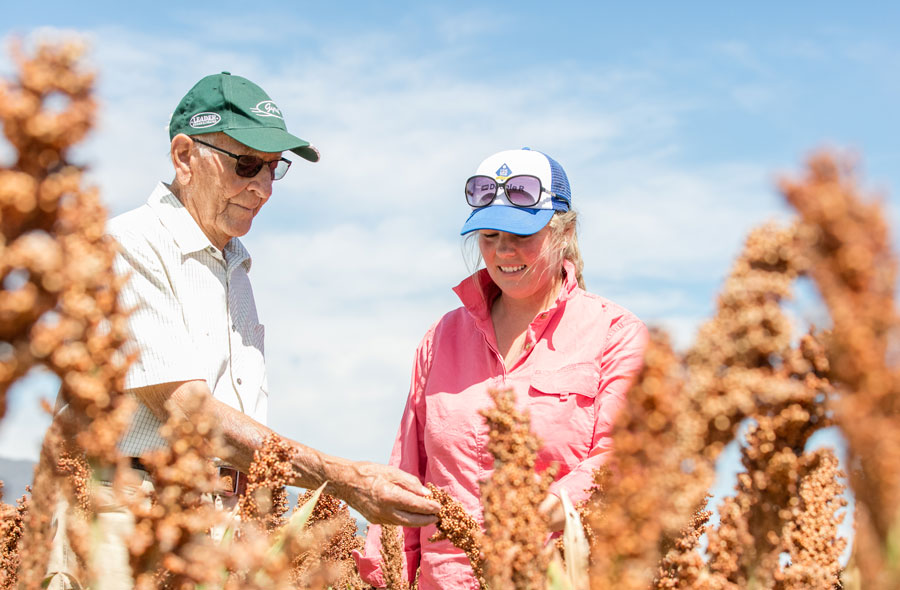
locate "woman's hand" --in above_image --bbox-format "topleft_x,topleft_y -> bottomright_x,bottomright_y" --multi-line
539,493 -> 566,532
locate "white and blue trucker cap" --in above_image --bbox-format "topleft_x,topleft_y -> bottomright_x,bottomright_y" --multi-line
460,147 -> 571,236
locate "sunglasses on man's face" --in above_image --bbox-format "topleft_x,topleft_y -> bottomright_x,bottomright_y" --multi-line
192,138 -> 292,181
464,174 -> 556,208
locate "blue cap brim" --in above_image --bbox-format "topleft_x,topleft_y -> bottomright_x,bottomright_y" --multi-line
460,206 -> 554,236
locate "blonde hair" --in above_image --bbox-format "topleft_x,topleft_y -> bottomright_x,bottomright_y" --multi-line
548,208 -> 585,289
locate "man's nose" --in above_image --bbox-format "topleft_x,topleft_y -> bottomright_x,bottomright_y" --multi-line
248,168 -> 275,198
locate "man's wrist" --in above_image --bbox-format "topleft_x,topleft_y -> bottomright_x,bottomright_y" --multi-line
321,455 -> 359,499
290,445 -> 353,494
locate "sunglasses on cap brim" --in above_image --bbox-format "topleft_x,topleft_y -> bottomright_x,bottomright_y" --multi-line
465,174 -> 558,208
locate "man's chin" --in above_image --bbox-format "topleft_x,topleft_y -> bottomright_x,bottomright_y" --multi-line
223,221 -> 253,240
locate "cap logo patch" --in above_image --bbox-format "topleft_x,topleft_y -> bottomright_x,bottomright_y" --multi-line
495,163 -> 511,180
251,100 -> 283,119
189,112 -> 221,129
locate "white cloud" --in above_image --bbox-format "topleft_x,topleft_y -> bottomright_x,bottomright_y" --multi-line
712,40 -> 771,75
775,38 -> 828,61
731,84 -> 776,111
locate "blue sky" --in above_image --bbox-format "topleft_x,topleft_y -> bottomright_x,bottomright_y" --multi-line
1,3 -> 895,544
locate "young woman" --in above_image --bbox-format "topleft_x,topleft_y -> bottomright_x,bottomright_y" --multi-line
354,148 -> 649,589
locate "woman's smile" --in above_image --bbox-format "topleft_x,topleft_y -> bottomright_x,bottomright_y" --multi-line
498,264 -> 526,273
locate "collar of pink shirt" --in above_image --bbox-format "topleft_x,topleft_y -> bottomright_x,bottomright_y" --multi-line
452,258 -> 580,339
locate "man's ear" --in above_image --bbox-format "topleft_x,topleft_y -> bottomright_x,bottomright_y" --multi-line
171,134 -> 194,186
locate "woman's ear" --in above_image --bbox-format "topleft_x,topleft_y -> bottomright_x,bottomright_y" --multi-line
171,134 -> 194,186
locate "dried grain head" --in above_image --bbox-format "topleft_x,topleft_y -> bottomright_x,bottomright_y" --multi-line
775,449 -> 847,588
427,482 -> 485,589
588,330 -> 710,588
0,40 -> 132,468
781,151 -> 900,589
379,524 -> 409,590
125,389 -> 235,589
239,434 -> 294,530
0,484 -> 28,590
479,387 -> 554,590
654,503 -> 711,589
587,210 -> 847,589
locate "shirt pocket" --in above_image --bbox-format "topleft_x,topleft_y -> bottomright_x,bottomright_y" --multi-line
230,323 -> 267,423
243,323 -> 266,389
527,362 -> 600,471
529,362 -> 600,401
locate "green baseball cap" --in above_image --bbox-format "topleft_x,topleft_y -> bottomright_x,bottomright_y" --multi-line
169,71 -> 319,162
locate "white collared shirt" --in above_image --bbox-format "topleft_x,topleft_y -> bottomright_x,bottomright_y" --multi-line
110,183 -> 268,455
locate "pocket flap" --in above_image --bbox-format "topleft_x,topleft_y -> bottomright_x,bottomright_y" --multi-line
530,363 -> 599,398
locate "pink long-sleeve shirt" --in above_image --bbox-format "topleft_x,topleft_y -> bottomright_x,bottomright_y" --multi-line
354,260 -> 649,589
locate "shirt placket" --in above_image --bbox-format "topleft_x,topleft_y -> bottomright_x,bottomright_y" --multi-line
467,313 -> 504,483
482,305 -> 563,473
223,247 -> 245,413
471,312 -> 507,379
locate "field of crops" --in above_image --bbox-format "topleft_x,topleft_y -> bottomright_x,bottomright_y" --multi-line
0,41 -> 898,590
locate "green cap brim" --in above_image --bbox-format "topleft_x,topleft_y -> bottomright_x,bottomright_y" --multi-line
224,128 -> 320,162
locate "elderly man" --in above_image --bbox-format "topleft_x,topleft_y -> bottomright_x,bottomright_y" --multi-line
109,72 -> 439,525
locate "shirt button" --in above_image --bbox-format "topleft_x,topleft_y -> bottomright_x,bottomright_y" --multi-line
540,313 -> 548,320
525,342 -> 533,350
232,323 -> 237,331
236,378 -> 242,385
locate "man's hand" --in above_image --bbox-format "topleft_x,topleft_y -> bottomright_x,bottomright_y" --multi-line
131,381 -> 440,526
331,461 -> 440,527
